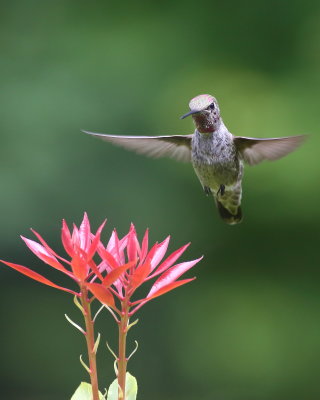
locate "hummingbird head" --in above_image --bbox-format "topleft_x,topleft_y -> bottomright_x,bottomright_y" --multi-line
180,94 -> 221,133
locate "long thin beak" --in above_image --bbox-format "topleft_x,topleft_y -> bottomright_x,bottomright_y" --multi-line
180,109 -> 200,120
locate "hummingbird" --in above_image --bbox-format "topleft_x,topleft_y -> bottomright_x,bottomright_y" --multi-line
83,94 -> 306,225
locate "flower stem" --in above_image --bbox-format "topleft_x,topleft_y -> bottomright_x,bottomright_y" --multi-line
80,286 -> 100,400
118,298 -> 130,400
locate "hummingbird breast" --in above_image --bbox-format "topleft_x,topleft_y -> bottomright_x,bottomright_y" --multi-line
191,129 -> 243,191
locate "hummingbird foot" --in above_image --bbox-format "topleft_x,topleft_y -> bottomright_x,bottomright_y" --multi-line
217,184 -> 225,197
204,186 -> 212,196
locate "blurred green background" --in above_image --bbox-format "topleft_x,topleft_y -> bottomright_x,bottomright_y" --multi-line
1,0 -> 320,399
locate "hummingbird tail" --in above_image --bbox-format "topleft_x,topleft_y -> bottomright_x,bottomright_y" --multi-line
216,200 -> 243,225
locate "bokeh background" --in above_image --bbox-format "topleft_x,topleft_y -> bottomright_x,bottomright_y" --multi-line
1,1 -> 320,399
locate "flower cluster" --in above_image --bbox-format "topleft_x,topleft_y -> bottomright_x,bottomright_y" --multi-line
1,213 -> 202,400
1,213 -> 201,313
88,221 -> 202,317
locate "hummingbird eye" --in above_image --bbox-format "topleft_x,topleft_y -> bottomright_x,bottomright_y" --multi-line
208,103 -> 215,110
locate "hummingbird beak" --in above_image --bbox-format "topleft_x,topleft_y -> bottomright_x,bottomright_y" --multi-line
180,109 -> 200,120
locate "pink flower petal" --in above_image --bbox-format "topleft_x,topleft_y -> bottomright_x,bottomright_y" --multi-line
79,212 -> 91,251
148,242 -> 190,279
61,219 -> 73,257
144,241 -> 158,264
99,257 -> 124,294
140,229 -> 149,263
149,236 -> 170,271
130,261 -> 151,291
31,229 -> 70,265
147,256 -> 202,298
71,223 -> 80,248
87,259 -> 104,282
107,229 -> 127,265
118,232 -> 129,265
146,278 -> 195,301
102,262 -> 134,288
71,255 -> 87,282
21,236 -> 74,279
130,278 -> 195,312
86,283 -> 115,308
127,224 -> 138,262
87,219 -> 107,260
106,229 -> 117,252
99,247 -> 119,270
0,260 -> 78,296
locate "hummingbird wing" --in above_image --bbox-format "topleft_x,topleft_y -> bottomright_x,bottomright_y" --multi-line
83,131 -> 192,162
233,135 -> 306,166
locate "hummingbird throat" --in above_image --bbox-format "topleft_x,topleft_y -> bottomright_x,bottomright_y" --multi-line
192,113 -> 219,133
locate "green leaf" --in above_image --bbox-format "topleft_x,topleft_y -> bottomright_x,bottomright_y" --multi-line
107,372 -> 138,400
71,382 -> 105,400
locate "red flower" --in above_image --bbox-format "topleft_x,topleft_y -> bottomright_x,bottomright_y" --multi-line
1,213 -> 202,398
1,215 -> 202,312
87,223 -> 202,315
0,213 -> 113,296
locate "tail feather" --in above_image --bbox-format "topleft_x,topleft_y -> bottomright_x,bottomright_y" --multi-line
216,200 -> 243,225
214,183 -> 243,225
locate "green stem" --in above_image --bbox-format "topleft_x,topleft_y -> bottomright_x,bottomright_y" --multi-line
80,286 -> 100,400
118,298 -> 130,400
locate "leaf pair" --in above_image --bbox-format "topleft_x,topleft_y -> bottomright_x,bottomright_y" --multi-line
71,373 -> 137,400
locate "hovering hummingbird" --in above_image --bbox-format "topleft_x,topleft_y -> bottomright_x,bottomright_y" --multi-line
83,94 -> 305,225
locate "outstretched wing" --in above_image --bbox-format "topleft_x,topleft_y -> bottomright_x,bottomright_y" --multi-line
83,131 -> 192,162
233,135 -> 306,166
